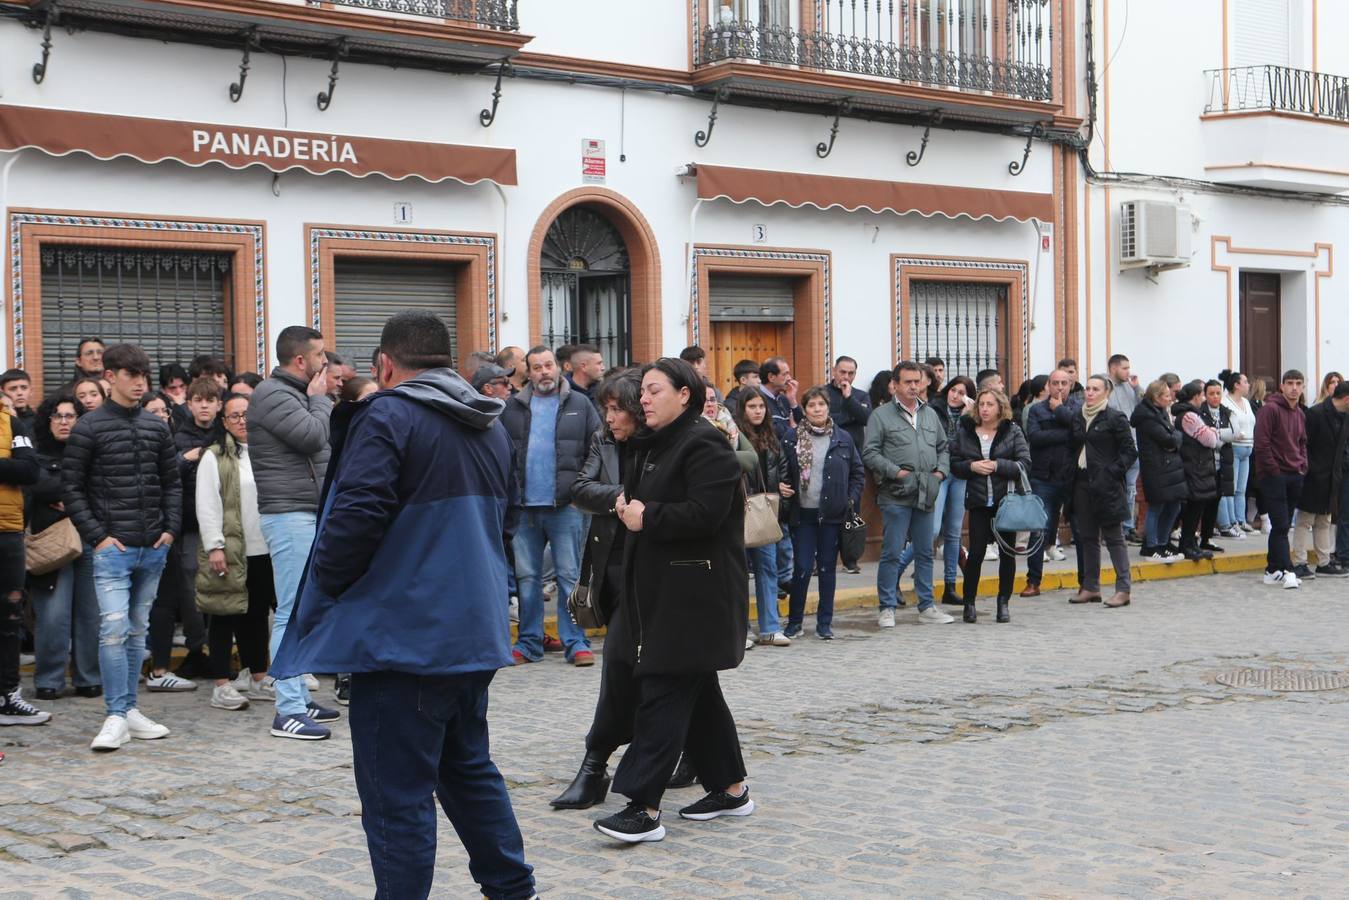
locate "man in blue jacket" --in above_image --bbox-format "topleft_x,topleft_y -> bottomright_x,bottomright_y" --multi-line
271,312 -> 535,900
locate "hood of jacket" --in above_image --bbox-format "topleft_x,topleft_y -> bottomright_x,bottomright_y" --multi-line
394,367 -> 504,432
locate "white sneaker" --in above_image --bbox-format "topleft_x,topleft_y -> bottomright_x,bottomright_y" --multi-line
303,674 -> 321,691
211,684 -> 250,711
90,715 -> 130,751
1158,552 -> 1183,564
1263,570 -> 1287,586
125,708 -> 170,740
245,677 -> 276,702
744,635 -> 755,651
146,672 -> 197,692
508,595 -> 519,624
1049,545 -> 1066,561
984,546 -> 998,562
1281,570 -> 1301,590
918,607 -> 955,624
758,631 -> 791,646
230,668 -> 252,692
877,608 -> 896,628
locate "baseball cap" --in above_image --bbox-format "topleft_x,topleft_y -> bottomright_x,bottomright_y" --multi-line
471,363 -> 514,392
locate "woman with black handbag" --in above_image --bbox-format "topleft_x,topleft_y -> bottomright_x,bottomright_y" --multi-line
950,389 -> 1031,624
782,387 -> 864,641
551,370 -> 646,810
733,391 -> 794,647
591,358 -> 751,844
1069,376 -> 1139,607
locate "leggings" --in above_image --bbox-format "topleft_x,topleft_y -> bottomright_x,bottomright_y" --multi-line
207,555 -> 275,681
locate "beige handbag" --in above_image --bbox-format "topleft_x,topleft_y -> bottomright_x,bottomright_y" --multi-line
743,475 -> 783,550
25,518 -> 83,576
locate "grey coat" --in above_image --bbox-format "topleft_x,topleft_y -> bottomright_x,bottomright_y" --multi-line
248,368 -> 334,515
863,400 -> 950,512
500,379 -> 601,508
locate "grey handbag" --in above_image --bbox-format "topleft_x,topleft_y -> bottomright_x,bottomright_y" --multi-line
743,474 -> 783,549
993,467 -> 1049,556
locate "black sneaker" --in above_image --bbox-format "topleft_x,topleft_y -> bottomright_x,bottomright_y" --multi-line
1124,529 -> 1144,545
74,685 -> 103,699
0,689 -> 53,726
334,675 -> 351,706
667,753 -> 698,789
173,649 -> 210,680
35,687 -> 60,701
679,787 -> 755,821
1315,564 -> 1349,578
815,627 -> 834,641
841,564 -> 862,575
594,802 -> 665,843
782,623 -> 803,639
1293,563 -> 1316,580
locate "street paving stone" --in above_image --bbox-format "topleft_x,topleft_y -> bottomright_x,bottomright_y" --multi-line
2,570 -> 1349,896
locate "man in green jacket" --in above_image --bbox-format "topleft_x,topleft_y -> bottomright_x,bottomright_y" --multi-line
863,361 -> 953,627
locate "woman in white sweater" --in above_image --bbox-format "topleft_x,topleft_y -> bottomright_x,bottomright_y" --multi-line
1219,370 -> 1257,534
195,392 -> 276,711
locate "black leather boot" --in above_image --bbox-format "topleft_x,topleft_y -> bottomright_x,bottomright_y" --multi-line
996,595 -> 1010,623
549,751 -> 611,810
962,599 -> 977,623
667,752 -> 698,788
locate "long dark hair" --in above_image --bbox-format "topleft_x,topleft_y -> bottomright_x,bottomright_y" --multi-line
940,375 -> 976,409
734,389 -> 778,454
867,369 -> 893,410
33,393 -> 80,453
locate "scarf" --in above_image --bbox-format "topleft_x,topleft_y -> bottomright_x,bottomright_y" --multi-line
1078,397 -> 1108,468
795,417 -> 835,486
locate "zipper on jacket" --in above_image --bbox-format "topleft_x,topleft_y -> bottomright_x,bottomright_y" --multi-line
671,559 -> 712,569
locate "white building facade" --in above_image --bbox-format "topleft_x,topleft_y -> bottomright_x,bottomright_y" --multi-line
0,0 -> 1342,396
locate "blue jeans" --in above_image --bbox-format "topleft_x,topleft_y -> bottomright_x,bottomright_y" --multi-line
747,543 -> 781,635
775,534 -> 794,586
1336,471 -> 1349,566
1122,458 -> 1141,531
1144,500 -> 1182,548
1026,478 -> 1082,587
350,669 -> 535,900
261,512 -> 317,717
878,504 -> 935,611
1219,445 -> 1253,527
92,543 -> 170,717
513,506 -> 588,661
896,477 -> 965,589
788,510 -> 841,631
33,545 -> 100,692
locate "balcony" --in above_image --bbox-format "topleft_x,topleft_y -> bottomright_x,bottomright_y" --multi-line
692,0 -> 1057,125
1201,65 -> 1349,194
3,0 -> 529,72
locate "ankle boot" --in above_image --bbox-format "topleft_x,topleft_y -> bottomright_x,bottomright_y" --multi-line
962,599 -> 977,623
667,752 -> 698,789
549,750 -> 611,809
996,595 -> 1010,623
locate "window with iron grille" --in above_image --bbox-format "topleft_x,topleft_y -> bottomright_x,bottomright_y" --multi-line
909,280 -> 1006,378
539,207 -> 631,366
39,246 -> 232,390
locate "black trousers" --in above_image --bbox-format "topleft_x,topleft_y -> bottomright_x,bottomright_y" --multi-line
149,532 -> 207,668
962,505 -> 1016,601
1180,498 -> 1219,550
0,532 -> 27,695
207,555 -> 276,680
585,584 -> 635,757
612,671 -> 746,810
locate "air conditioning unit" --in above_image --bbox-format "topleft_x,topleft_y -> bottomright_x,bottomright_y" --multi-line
1119,200 -> 1192,271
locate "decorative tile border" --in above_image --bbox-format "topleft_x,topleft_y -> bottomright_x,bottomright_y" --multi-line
690,245 -> 832,379
7,212 -> 266,372
893,256 -> 1029,374
307,227 -> 498,352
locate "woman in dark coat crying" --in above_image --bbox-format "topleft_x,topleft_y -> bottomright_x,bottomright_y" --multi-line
1068,375 -> 1139,607
592,358 -> 753,845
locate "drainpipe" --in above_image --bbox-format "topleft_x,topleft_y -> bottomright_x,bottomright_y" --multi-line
490,180 -> 508,353
685,197 -> 705,344
1,150 -> 21,370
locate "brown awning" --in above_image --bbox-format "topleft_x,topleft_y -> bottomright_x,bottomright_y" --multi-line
0,104 -> 517,186
693,163 -> 1053,223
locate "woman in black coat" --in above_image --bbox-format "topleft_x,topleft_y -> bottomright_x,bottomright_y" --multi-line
949,389 -> 1031,624
1068,376 -> 1139,607
782,386 -> 864,641
592,358 -> 751,844
551,370 -> 646,810
1130,380 -> 1188,561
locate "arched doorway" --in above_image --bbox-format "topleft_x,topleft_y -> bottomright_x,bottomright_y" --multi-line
539,206 -> 632,366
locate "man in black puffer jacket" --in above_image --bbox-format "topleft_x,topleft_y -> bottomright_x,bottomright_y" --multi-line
1023,369 -> 1083,595
63,344 -> 181,752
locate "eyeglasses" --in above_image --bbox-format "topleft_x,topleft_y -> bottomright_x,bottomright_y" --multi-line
51,413 -> 77,422
224,413 -> 247,423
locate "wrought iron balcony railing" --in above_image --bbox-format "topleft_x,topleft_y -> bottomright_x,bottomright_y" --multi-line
698,0 -> 1053,103
1204,64 -> 1349,121
325,0 -> 519,31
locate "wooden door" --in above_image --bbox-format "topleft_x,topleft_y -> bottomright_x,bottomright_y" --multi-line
709,321 -> 788,396
1240,272 -> 1281,387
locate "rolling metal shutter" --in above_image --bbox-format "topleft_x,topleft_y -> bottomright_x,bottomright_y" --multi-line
909,280 -> 1005,377
708,274 -> 795,322
332,260 -> 459,370
1233,0 -> 1290,68
39,246 -> 230,391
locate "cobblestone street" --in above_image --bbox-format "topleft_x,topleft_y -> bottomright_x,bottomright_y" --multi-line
4,569 -> 1349,898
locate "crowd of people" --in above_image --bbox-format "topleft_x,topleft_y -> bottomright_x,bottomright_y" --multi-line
0,317 -> 1345,896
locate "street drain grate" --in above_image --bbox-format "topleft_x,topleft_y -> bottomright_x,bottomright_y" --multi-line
1216,668 -> 1349,692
